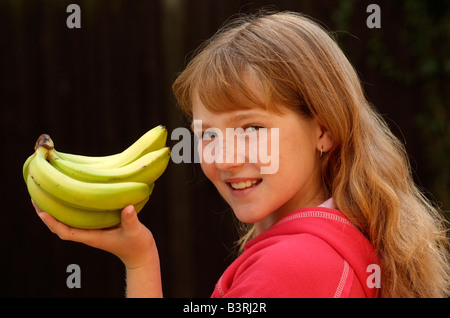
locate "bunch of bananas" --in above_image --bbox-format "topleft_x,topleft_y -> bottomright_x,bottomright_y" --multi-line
23,125 -> 171,229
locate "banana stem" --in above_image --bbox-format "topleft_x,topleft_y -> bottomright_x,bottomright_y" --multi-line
35,134 -> 54,151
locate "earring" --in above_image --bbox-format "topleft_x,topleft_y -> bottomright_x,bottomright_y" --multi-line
320,146 -> 323,158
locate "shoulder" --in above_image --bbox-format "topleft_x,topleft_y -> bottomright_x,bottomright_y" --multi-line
233,233 -> 354,297
253,233 -> 346,278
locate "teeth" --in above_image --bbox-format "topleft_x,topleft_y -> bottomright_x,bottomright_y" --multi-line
230,180 -> 259,190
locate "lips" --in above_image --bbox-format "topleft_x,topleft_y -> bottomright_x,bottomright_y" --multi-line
227,178 -> 262,190
230,180 -> 257,190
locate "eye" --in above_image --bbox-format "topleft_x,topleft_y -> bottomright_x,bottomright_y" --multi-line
243,125 -> 262,133
202,129 -> 219,139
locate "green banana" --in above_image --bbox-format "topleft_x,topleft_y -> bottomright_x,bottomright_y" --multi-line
54,125 -> 167,168
23,152 -> 36,182
24,126 -> 170,229
27,173 -> 152,229
49,147 -> 171,185
28,146 -> 152,211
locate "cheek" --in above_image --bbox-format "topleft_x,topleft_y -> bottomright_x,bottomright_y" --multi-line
199,161 -> 215,182
249,128 -> 280,172
277,137 -> 317,180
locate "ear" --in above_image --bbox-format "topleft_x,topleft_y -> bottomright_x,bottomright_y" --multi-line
315,121 -> 334,153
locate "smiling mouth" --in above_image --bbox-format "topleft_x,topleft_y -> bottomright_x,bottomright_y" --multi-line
229,179 -> 262,190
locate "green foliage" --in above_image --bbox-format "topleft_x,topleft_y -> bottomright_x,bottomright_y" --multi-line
334,0 -> 450,210
402,0 -> 450,209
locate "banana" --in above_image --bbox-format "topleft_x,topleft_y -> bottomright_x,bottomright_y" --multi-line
23,134 -> 54,182
23,152 -> 36,182
53,150 -> 120,165
48,147 -> 171,185
24,126 -> 170,229
27,173 -> 152,229
54,125 -> 167,168
28,145 -> 152,211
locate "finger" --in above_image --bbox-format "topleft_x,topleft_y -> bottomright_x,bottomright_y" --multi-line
37,211 -> 70,236
120,205 -> 139,231
31,199 -> 43,214
31,200 -> 66,235
37,210 -> 96,244
32,200 -> 61,234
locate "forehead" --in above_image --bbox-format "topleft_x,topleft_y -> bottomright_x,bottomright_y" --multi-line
191,94 -> 295,133
191,69 -> 283,113
193,106 -> 270,121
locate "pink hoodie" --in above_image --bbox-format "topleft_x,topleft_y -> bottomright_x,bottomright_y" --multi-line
211,200 -> 380,298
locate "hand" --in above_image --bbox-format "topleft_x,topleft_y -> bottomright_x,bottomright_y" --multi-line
33,200 -> 157,270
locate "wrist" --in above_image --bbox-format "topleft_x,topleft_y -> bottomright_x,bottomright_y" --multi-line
124,242 -> 163,298
123,240 -> 159,270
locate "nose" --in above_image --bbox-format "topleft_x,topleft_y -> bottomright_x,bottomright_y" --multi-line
213,135 -> 245,171
199,134 -> 246,170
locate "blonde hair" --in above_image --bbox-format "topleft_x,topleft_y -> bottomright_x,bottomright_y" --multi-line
172,11 -> 450,297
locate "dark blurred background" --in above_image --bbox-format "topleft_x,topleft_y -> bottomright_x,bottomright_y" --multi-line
1,0 -> 449,297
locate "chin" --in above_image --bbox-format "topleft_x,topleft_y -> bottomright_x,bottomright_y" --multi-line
232,208 -> 266,225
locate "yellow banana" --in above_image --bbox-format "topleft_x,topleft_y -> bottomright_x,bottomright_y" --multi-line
54,125 -> 167,168
23,152 -> 36,182
49,147 -> 171,185
53,150 -> 120,165
24,126 -> 170,229
27,173 -> 152,229
24,134 -> 55,182
28,146 -> 152,211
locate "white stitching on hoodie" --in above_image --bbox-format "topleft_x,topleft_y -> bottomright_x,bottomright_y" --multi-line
274,210 -> 355,228
334,260 -> 350,298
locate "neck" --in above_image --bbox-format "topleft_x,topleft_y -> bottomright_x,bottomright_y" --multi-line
254,191 -> 328,236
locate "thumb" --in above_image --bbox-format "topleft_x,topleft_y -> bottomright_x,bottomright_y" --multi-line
120,205 -> 139,230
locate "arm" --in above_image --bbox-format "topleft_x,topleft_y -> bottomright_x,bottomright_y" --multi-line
125,241 -> 162,298
34,201 -> 162,297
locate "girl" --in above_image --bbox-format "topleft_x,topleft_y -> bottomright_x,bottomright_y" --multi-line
34,11 -> 450,297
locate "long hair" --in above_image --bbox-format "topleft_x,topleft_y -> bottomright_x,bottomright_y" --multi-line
172,11 -> 450,298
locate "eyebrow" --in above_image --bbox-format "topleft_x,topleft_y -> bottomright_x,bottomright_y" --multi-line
229,111 -> 269,122
190,111 -> 271,130
190,120 -> 202,131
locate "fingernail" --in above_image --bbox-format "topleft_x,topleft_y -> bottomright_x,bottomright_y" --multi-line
125,205 -> 135,215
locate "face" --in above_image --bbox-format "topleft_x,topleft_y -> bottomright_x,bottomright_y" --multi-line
192,91 -> 332,234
